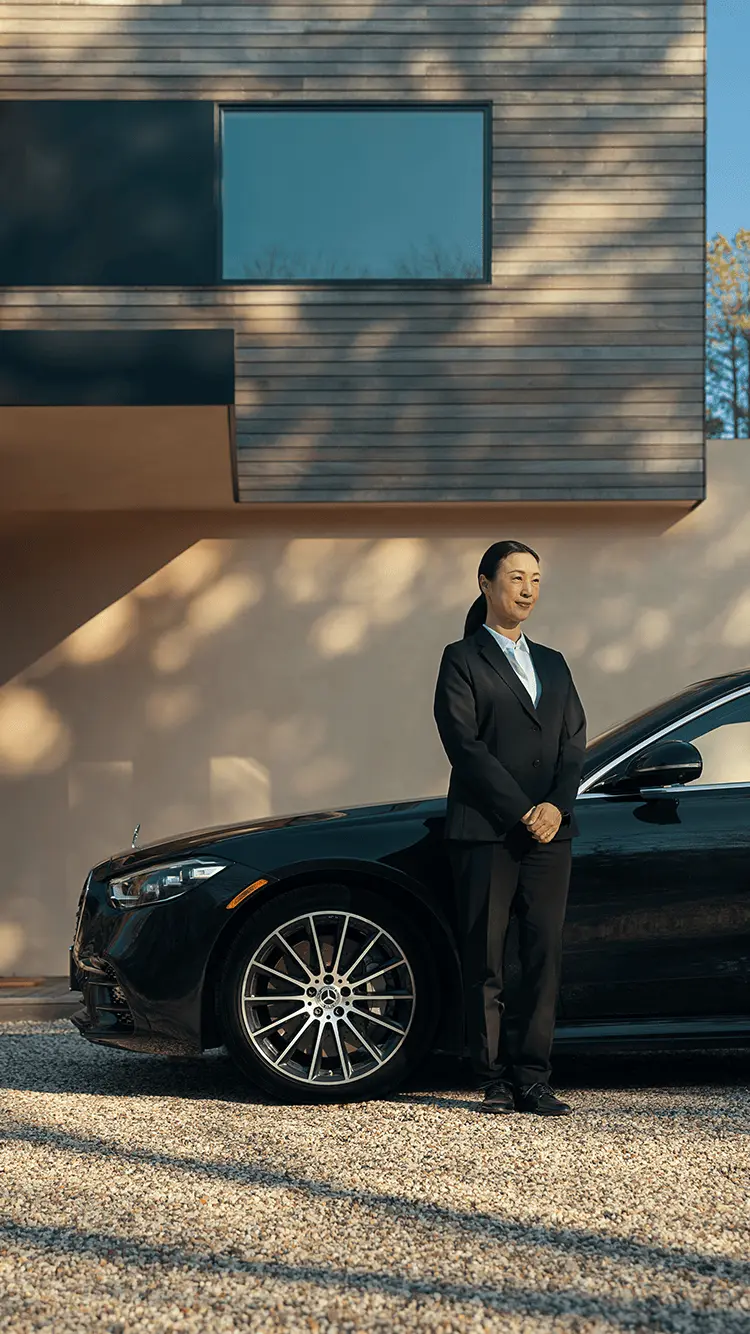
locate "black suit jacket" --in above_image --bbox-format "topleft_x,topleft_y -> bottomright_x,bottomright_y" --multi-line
433,627 -> 587,842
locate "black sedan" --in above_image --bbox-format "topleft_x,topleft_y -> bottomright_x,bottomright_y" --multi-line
70,668 -> 750,1101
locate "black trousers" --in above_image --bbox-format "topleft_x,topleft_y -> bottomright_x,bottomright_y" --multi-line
449,829 -> 572,1088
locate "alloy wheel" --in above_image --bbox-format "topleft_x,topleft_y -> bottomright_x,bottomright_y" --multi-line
240,910 -> 416,1086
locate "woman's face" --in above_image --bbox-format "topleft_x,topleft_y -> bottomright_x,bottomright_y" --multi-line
480,552 -> 541,629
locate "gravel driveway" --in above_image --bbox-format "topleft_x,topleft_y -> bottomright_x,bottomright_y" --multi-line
0,1020 -> 748,1334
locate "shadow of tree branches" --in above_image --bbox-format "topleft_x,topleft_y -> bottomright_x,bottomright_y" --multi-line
0,0 -> 704,501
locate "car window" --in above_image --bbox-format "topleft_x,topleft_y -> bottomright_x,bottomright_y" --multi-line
581,677 -> 733,780
666,693 -> 750,785
586,687 -> 750,792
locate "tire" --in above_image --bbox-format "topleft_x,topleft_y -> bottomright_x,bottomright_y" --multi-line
218,882 -> 439,1102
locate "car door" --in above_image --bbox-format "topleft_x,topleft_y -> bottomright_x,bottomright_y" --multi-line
561,688 -> 750,1025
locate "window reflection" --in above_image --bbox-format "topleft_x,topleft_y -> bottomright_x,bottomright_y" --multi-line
221,108 -> 487,283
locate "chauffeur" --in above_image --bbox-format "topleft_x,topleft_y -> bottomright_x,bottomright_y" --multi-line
433,540 -> 587,1115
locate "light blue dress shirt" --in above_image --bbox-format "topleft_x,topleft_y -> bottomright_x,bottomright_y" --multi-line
483,624 -> 541,707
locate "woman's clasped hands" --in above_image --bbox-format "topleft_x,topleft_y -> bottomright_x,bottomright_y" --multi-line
522,802 -> 562,843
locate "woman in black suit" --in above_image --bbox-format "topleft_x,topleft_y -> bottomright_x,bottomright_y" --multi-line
433,540 -> 586,1116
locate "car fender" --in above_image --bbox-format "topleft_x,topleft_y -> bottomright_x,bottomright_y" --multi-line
201,854 -> 464,1054
257,855 -> 458,946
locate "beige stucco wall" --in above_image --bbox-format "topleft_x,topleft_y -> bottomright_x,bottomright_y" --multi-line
1,439 -> 748,976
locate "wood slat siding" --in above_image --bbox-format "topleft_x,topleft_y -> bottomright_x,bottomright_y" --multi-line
0,0 -> 705,504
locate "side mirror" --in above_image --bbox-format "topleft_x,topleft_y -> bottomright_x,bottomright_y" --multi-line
599,738 -> 703,794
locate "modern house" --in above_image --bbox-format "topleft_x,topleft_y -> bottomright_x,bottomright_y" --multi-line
0,1 -> 727,975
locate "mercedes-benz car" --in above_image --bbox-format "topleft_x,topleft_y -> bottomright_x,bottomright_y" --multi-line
70,669 -> 750,1101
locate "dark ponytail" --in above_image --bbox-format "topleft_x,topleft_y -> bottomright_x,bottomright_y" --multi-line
463,595 -> 489,639
463,540 -> 540,638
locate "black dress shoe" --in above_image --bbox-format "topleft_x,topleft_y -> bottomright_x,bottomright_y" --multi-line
479,1079 -> 516,1113
515,1082 -> 572,1116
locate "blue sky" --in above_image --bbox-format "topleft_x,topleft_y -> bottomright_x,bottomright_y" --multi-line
708,0 -> 750,238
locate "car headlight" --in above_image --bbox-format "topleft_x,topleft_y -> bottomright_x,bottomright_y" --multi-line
107,858 -> 228,910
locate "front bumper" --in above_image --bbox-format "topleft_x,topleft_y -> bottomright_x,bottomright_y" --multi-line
69,858 -> 269,1055
70,940 -> 204,1057
71,963 -> 137,1045
70,974 -> 198,1055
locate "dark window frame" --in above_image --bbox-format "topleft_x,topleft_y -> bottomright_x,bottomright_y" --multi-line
215,101 -> 493,288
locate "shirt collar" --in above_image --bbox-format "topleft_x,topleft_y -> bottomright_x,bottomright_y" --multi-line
484,624 -> 528,652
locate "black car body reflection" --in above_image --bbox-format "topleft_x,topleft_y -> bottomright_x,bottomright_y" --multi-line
71,669 -> 750,1100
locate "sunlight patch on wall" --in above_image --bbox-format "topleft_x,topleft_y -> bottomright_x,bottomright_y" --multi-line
435,545 -> 486,611
406,54 -> 431,77
145,686 -> 199,731
564,624 -> 592,659
637,609 -> 672,650
705,512 -> 750,570
150,628 -> 194,675
308,539 -> 427,653
0,685 -> 71,774
669,30 -> 704,63
135,541 -> 225,600
593,608 -> 672,674
673,473 -> 729,535
721,590 -> 750,646
0,922 -> 25,972
187,572 -> 263,635
210,756 -> 271,823
62,596 -> 136,665
245,291 -> 302,333
341,538 -> 426,615
592,643 -> 631,674
276,538 -> 367,604
310,606 -> 368,658
151,572 -> 263,673
530,197 -> 627,235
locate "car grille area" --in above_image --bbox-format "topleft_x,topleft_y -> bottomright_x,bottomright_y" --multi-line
74,961 -> 135,1034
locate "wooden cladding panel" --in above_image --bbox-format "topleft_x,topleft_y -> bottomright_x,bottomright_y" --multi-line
0,0 -> 705,503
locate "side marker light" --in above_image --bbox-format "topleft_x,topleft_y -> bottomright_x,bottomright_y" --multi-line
225,879 -> 269,910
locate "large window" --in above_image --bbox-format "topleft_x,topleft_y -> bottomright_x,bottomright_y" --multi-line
220,106 -> 488,283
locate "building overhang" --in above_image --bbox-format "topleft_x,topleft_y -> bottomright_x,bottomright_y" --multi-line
0,329 -> 237,509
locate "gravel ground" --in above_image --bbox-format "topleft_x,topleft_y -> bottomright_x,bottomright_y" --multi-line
0,1022 -> 748,1334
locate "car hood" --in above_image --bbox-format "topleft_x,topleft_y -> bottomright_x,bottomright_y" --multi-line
98,798 -> 441,877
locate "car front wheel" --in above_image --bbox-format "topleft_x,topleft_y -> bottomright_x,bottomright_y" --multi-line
218,883 -> 438,1102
